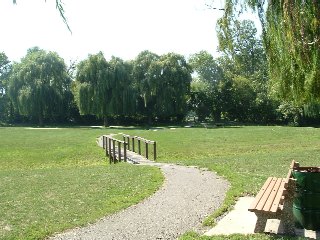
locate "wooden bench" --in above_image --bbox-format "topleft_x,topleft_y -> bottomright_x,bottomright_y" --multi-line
248,160 -> 299,233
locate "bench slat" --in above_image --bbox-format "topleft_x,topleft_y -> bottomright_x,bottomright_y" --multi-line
270,179 -> 286,212
263,178 -> 283,212
249,177 -> 274,211
256,177 -> 278,211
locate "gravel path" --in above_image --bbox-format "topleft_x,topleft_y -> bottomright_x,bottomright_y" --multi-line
49,136 -> 229,240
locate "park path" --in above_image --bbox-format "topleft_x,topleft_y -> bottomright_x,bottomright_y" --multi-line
49,135 -> 229,240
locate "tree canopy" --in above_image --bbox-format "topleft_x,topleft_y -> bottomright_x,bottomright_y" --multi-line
8,47 -> 71,125
218,0 -> 320,105
75,53 -> 135,126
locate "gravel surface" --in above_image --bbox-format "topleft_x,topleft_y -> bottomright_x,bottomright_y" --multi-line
49,136 -> 229,240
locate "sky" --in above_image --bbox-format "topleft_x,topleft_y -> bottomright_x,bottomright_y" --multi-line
0,0 -> 259,63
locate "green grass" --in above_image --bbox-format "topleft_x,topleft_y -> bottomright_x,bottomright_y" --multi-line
0,127 -> 163,240
112,125 -> 320,239
2,126 -> 320,239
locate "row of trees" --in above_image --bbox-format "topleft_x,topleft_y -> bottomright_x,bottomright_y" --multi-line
1,17 -> 319,126
0,47 -> 193,126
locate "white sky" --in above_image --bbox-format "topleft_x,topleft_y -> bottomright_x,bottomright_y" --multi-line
0,0 -> 259,63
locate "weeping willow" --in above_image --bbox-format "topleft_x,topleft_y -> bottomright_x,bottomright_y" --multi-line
217,0 -> 320,106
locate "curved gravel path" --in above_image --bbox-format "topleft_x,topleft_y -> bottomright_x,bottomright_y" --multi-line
50,137 -> 229,240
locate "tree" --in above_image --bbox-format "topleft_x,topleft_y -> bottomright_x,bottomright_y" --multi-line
189,51 -> 223,84
0,52 -> 11,123
189,51 -> 224,120
8,47 -> 71,125
75,53 -> 134,126
148,53 -> 192,121
0,53 -> 10,97
132,50 -> 160,123
216,19 -> 277,122
133,51 -> 192,123
188,80 -> 213,121
217,1 -> 320,106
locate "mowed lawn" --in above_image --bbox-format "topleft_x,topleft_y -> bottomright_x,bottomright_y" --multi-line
1,126 -> 320,239
0,127 -> 163,240
115,125 -> 320,240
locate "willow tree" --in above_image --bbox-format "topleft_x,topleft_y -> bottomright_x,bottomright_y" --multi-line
148,53 -> 192,121
132,50 -> 160,122
8,47 -> 70,125
0,52 -> 11,122
108,56 -> 136,117
217,0 -> 320,107
75,53 -> 134,126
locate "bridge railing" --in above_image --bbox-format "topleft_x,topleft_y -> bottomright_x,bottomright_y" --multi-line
102,135 -> 127,164
122,134 -> 157,161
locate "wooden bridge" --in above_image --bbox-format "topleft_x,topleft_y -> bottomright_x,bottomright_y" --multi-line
98,134 -> 157,164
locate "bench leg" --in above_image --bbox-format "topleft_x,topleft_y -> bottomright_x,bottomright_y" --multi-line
254,213 -> 269,233
280,186 -> 295,235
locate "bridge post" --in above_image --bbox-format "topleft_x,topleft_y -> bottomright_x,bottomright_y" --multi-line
145,141 -> 149,159
132,137 -> 135,152
138,138 -> 141,154
108,137 -> 112,164
118,141 -> 121,162
112,139 -> 116,162
124,142 -> 127,162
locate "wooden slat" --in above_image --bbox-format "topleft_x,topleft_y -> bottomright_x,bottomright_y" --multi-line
256,178 -> 277,211
270,179 -> 286,212
249,177 -> 274,211
263,178 -> 282,211
285,169 -> 292,188
289,160 -> 300,170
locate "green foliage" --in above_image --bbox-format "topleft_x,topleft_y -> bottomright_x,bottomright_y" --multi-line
0,52 -> 11,123
188,80 -> 213,121
277,102 -> 303,126
189,51 -> 223,121
215,19 -> 277,123
133,51 -> 192,122
218,0 -> 320,106
189,51 -> 223,84
149,53 -> 192,120
75,53 -> 135,126
8,47 -> 71,125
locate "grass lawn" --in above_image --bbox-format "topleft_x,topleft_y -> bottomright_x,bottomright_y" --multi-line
113,125 -> 320,240
0,127 -> 163,240
1,126 -> 320,239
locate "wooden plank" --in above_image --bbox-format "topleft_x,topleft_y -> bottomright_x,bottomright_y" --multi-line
270,179 -> 286,212
145,141 -> 149,159
289,160 -> 300,170
263,178 -> 282,211
249,177 -> 274,211
255,177 -> 277,211
285,168 -> 292,188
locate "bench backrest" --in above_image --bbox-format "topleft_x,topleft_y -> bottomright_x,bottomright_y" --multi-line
285,160 -> 299,187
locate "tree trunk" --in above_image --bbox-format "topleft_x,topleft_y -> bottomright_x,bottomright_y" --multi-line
39,113 -> 44,127
103,116 -> 108,127
9,100 -> 14,123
